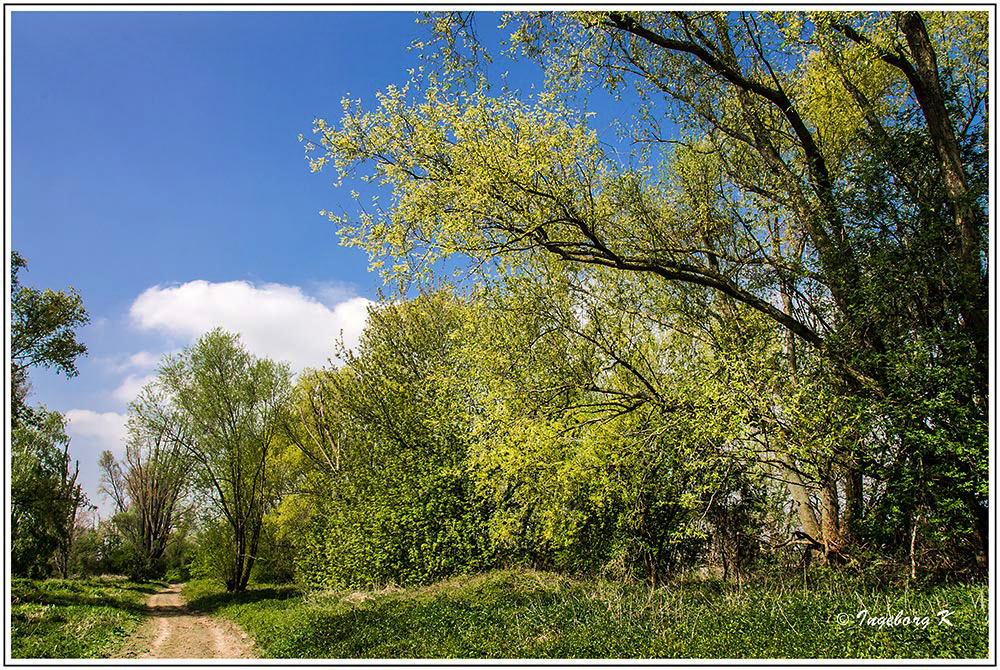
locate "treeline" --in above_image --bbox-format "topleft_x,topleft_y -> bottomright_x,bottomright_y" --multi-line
286,283 -> 805,587
100,266 -> 984,591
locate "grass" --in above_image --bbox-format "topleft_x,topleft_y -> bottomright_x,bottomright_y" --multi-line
10,577 -> 164,658
183,568 -> 988,659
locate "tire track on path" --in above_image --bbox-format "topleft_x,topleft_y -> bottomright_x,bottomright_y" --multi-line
118,583 -> 256,659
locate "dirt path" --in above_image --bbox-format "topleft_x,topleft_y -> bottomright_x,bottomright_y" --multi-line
118,583 -> 256,659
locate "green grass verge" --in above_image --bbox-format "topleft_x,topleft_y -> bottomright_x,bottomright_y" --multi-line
10,577 -> 164,658
183,569 -> 988,659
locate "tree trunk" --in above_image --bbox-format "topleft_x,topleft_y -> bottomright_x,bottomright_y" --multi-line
897,12 -> 980,265
820,474 -> 842,556
841,464 -> 863,544
782,460 -> 822,541
229,527 -> 247,593
239,516 -> 263,593
896,12 -> 987,374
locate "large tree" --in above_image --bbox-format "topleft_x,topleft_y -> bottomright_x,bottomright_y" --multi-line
155,329 -> 292,592
306,11 -> 988,558
10,251 -> 90,576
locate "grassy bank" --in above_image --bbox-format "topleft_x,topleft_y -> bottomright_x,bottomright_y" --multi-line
10,577 -> 163,658
184,569 -> 988,659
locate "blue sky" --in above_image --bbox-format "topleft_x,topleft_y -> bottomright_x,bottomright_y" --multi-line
10,9 -> 553,513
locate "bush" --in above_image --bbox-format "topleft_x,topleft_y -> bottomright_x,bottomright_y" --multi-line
295,467 -> 493,589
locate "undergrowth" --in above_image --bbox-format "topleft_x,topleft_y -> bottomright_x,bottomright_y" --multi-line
183,568 -> 988,659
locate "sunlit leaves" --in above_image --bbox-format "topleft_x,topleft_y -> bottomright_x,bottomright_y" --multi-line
307,83 -> 608,284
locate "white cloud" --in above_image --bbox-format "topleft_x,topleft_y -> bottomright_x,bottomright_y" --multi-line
99,350 -> 165,375
129,280 -> 372,371
64,410 -> 129,516
124,350 -> 162,371
65,409 -> 129,453
111,372 -> 159,405
310,280 -> 361,308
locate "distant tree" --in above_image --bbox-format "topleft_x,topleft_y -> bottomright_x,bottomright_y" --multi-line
53,489 -> 93,579
66,507 -> 102,577
99,382 -> 192,579
10,251 -> 88,429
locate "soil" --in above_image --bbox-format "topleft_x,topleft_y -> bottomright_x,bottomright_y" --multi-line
117,583 -> 256,659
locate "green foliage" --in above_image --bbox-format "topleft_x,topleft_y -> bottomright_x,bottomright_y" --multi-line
12,408 -> 87,578
161,508 -> 197,582
66,525 -> 104,577
301,10 -> 988,565
155,329 -> 293,592
10,250 -> 89,429
280,277 -> 801,587
457,269 -> 788,580
184,570 -> 987,659
10,577 -> 161,658
248,510 -> 298,584
190,519 -> 237,582
290,293 -> 493,588
65,519 -> 125,577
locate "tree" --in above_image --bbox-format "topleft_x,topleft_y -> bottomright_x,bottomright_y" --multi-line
98,381 -> 192,579
9,251 -> 90,577
12,408 -> 88,577
156,329 -> 292,592
53,487 -> 92,579
10,251 -> 89,429
305,10 -> 988,560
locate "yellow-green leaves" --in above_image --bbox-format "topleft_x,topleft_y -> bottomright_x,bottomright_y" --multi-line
797,15 -> 905,163
308,82 -> 606,284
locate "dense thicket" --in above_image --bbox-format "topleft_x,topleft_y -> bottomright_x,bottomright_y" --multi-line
274,283 -> 823,586
287,294 -> 493,587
